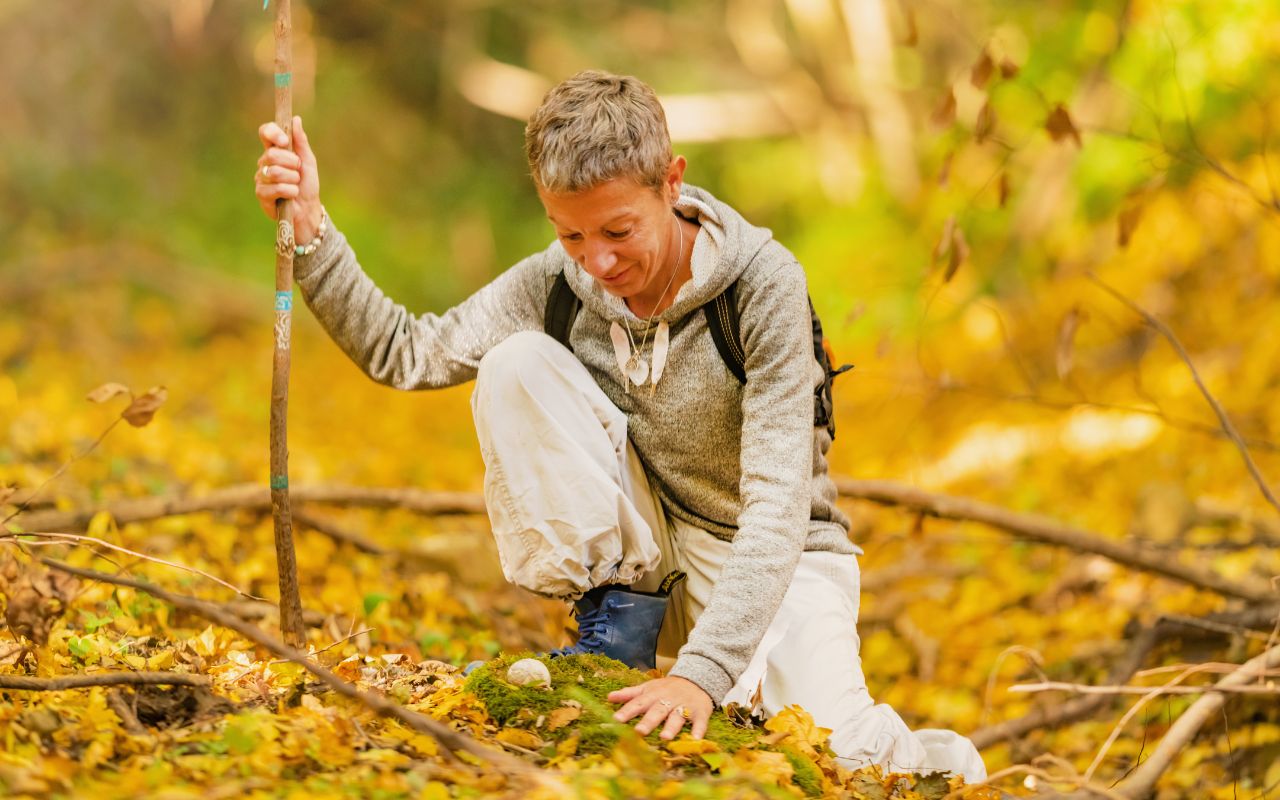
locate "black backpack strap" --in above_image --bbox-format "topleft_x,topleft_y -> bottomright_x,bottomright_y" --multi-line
809,297 -> 853,441
705,280 -> 852,441
703,282 -> 747,384
544,271 -> 581,350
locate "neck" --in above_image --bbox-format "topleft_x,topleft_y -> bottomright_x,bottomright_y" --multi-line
627,217 -> 690,318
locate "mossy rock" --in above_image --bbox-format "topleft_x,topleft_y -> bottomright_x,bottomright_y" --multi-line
780,746 -> 824,798
464,652 -> 762,756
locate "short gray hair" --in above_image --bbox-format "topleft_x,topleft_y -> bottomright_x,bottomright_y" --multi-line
524,70 -> 672,194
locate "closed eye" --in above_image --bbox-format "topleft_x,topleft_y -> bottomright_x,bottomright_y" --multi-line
605,229 -> 631,240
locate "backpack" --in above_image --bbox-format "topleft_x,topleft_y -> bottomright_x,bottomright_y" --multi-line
543,272 -> 852,440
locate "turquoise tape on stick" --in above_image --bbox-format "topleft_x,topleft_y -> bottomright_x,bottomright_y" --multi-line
270,475 -> 288,490
274,72 -> 291,88
275,291 -> 292,312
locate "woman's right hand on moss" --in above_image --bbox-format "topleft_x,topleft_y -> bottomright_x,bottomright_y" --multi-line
254,115 -> 324,244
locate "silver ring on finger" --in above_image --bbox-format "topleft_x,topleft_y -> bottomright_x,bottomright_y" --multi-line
657,699 -> 673,708
261,165 -> 270,179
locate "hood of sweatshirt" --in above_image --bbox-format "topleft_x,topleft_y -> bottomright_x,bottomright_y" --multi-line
558,184 -> 776,325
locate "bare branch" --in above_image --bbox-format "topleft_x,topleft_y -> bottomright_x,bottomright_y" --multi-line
12,483 -> 486,534
834,478 -> 1274,603
0,672 -> 209,690
106,688 -> 146,735
970,626 -> 1158,750
0,532 -> 265,601
1108,643 -> 1280,799
1011,680 -> 1280,697
1089,274 -> 1280,514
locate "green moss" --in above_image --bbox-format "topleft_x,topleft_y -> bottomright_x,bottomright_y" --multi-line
781,746 -> 824,798
463,653 -> 763,757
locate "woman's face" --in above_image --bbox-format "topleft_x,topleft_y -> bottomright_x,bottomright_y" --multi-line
537,159 -> 685,301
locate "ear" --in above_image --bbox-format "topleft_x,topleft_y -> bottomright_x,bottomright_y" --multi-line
665,156 -> 687,204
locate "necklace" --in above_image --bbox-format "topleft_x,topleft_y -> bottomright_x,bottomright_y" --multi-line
610,212 -> 684,392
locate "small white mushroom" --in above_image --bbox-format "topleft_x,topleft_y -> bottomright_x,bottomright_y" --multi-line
506,658 -> 552,688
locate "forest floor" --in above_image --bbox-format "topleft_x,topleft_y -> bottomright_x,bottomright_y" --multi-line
1,250 -> 1278,798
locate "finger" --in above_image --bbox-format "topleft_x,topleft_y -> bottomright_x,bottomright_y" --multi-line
613,695 -> 650,723
256,182 -> 300,203
293,115 -> 314,162
264,147 -> 302,170
659,708 -> 687,741
632,703 -> 673,737
607,685 -> 643,704
258,122 -> 288,149
691,709 -> 709,740
257,165 -> 301,185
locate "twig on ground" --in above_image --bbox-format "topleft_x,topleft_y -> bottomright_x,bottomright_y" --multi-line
1084,660 -> 1233,783
833,478 -> 1274,603
969,762 -> 1128,800
268,627 -> 373,665
14,483 -> 486,534
970,626 -> 1158,750
1010,680 -> 1280,697
106,688 -> 146,735
0,532 -> 265,601
37,556 -> 535,779
0,672 -> 210,690
1088,274 -> 1280,515
1053,642 -> 1280,799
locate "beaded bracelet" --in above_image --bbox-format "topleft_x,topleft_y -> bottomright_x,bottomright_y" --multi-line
294,205 -> 329,257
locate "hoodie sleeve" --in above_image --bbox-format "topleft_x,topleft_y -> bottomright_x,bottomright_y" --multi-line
291,219 -> 551,389
667,260 -> 817,703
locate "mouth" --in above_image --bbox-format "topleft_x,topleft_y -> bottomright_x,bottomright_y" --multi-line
599,266 -> 632,285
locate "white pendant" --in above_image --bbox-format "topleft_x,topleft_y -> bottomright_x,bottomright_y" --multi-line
625,354 -> 649,386
609,322 -> 634,391
649,321 -> 670,387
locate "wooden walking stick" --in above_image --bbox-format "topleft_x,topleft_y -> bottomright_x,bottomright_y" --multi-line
266,0 -> 306,648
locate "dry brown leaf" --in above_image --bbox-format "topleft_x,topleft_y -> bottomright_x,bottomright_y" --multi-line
545,705 -> 581,731
1118,203 -> 1144,247
86,382 -> 131,404
1056,307 -> 1084,380
931,89 -> 956,127
122,386 -> 168,428
933,215 -> 957,263
937,151 -> 954,187
495,727 -> 545,750
944,223 -> 969,283
0,554 -> 79,645
970,48 -> 994,89
999,58 -> 1020,79
998,172 -> 1011,208
1046,103 -> 1082,146
900,6 -> 919,47
975,100 -> 996,144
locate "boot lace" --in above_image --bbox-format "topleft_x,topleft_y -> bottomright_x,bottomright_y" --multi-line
550,604 -> 610,657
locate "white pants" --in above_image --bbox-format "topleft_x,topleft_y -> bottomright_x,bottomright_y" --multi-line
471,331 -> 987,782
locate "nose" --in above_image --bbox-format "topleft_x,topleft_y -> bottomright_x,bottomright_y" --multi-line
581,238 -> 619,276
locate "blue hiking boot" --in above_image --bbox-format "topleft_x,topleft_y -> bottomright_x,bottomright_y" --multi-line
551,570 -> 686,671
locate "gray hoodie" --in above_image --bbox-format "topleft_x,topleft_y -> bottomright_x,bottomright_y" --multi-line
293,184 -> 855,703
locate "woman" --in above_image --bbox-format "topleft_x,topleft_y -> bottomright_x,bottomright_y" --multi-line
253,70 -> 986,781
